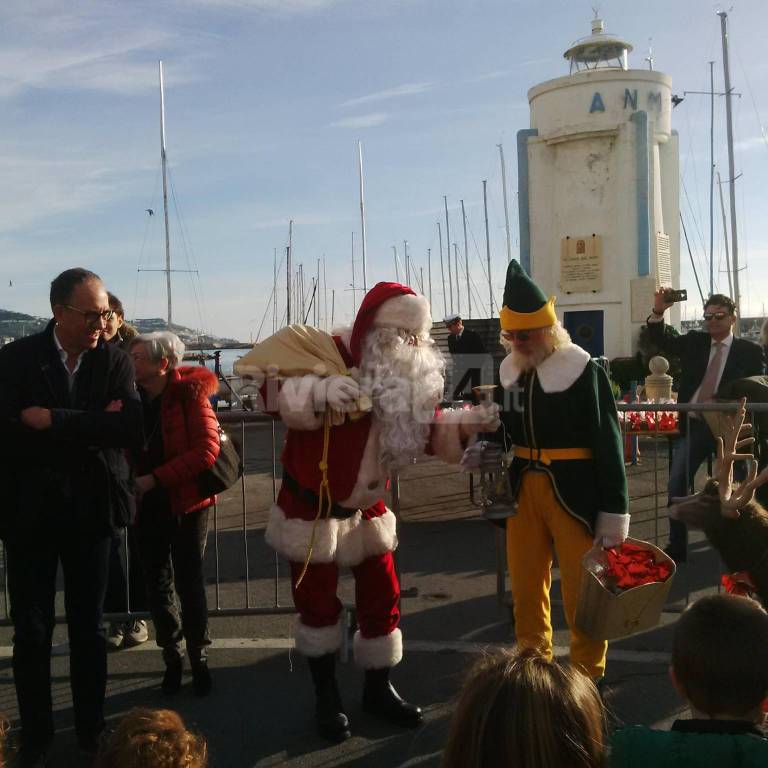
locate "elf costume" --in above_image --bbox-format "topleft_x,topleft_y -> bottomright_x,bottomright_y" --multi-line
497,261 -> 629,679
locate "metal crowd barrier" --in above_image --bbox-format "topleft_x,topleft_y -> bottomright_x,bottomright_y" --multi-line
2,401 -> 767,627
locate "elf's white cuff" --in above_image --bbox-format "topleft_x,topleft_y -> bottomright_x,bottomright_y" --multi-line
594,511 -> 630,547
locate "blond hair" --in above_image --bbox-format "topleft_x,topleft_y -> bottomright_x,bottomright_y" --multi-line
95,709 -> 208,768
442,647 -> 606,768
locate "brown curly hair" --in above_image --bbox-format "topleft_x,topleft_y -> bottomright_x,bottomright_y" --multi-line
95,709 -> 208,768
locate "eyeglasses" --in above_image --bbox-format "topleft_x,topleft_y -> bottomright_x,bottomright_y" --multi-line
63,304 -> 115,325
703,311 -> 729,321
502,329 -> 541,342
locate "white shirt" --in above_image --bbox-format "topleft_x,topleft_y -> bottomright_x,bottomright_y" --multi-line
691,332 -> 734,404
53,328 -> 86,392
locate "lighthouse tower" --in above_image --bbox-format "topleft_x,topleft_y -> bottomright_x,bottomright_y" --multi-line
517,16 -> 680,359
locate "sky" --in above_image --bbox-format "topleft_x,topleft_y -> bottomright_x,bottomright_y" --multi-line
1,0 -> 767,341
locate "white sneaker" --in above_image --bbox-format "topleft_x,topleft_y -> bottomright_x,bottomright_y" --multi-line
106,622 -> 125,650
124,619 -> 149,647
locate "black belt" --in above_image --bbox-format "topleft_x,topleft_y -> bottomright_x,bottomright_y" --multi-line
281,471 -> 356,520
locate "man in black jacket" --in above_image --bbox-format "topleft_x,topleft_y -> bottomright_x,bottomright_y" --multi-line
445,313 -> 487,401
646,289 -> 765,562
0,268 -> 142,764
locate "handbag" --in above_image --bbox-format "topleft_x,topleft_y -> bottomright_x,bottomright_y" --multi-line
197,425 -> 243,497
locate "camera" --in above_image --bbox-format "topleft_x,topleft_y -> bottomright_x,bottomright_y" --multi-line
664,288 -> 687,303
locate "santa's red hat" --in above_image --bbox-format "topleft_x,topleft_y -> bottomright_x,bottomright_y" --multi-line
349,282 -> 431,365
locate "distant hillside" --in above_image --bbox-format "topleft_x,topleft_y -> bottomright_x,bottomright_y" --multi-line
0,309 -> 243,348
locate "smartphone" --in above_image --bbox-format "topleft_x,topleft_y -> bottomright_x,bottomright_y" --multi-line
664,288 -> 688,303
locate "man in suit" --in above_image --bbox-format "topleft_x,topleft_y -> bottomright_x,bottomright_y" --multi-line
445,313 -> 487,401
646,289 -> 765,562
0,268 -> 142,764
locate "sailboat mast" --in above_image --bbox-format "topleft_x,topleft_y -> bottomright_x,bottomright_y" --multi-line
444,196 -> 453,313
717,171 -> 733,298
454,243 -> 461,315
358,141 -> 368,292
427,248 -> 433,308
286,220 -> 293,325
438,222 -> 447,317
159,61 -> 172,329
718,10 -> 741,328
483,180 -> 493,316
498,143 -> 512,263
461,199 -> 471,318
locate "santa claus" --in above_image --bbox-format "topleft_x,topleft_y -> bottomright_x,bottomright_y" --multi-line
240,282 -> 498,742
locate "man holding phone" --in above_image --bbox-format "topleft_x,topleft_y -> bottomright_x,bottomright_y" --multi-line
646,289 -> 765,562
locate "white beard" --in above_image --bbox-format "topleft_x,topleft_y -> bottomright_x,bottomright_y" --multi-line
358,327 -> 445,469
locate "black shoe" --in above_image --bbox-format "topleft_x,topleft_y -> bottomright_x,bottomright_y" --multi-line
663,543 -> 687,564
191,656 -> 213,696
77,728 -> 108,758
162,651 -> 183,695
362,668 -> 423,728
14,745 -> 48,768
307,654 -> 352,743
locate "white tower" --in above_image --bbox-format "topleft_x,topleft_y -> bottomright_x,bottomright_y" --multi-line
518,16 -> 680,359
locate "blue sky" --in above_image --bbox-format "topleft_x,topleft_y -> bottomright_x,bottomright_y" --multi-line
1,0 -> 767,340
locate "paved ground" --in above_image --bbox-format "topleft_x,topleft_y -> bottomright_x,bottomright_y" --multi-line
0,427 -> 726,767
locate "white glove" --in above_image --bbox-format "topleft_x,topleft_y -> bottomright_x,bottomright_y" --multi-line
593,512 -> 630,549
313,375 -> 361,412
460,402 -> 501,439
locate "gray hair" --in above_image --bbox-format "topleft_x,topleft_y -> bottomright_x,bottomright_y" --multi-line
130,331 -> 185,369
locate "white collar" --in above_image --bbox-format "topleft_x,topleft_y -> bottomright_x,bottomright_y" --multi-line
499,343 -> 591,393
712,333 -> 734,350
53,327 -> 87,374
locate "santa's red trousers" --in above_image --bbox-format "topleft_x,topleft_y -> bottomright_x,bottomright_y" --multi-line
289,551 -> 400,638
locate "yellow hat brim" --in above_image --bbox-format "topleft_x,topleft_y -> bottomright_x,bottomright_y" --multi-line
499,297 -> 557,331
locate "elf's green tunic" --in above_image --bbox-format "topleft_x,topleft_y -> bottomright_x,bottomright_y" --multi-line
498,343 -> 628,532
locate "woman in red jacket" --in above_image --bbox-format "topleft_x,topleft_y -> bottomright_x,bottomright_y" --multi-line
128,332 -> 220,696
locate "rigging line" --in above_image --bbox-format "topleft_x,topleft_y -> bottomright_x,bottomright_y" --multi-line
680,213 -> 705,305
680,91 -> 708,243
680,174 -> 709,276
255,285 -> 276,343
454,242 -> 487,314
167,168 -> 208,336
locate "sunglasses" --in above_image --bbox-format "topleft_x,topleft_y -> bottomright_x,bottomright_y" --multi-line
502,329 -> 541,342
703,311 -> 729,321
63,304 -> 115,325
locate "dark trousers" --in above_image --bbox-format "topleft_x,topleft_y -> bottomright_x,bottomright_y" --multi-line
104,526 -> 147,614
135,507 -> 211,658
667,418 -> 716,550
5,526 -> 111,746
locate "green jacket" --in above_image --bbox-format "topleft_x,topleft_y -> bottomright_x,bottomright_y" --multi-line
611,724 -> 768,767
498,344 -> 628,533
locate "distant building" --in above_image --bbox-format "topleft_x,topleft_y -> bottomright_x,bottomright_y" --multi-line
518,15 -> 680,359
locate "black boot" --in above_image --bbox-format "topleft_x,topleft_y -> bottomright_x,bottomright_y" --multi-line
162,648 -> 183,695
362,668 -> 423,728
307,654 -> 351,742
190,653 -> 213,697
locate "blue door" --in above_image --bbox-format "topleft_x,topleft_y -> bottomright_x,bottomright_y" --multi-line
563,310 -> 604,357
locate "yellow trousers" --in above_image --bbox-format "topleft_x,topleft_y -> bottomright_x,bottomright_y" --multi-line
506,471 -> 607,678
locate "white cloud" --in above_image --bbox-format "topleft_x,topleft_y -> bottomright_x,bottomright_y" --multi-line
330,112 -> 389,129
185,0 -> 346,11
341,81 -> 435,108
735,134 -> 768,153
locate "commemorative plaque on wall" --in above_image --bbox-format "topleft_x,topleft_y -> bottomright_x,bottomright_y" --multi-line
560,234 -> 603,294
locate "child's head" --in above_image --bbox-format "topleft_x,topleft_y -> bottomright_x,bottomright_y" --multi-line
672,594 -> 768,720
95,708 -> 208,768
442,646 -> 606,768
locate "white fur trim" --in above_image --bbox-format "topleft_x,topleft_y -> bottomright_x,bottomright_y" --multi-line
353,628 -> 403,669
265,504 -> 398,566
537,344 -> 590,393
278,375 -> 324,430
430,409 -> 466,464
294,618 -> 343,657
499,343 -> 590,393
374,294 -> 431,335
594,512 -> 630,542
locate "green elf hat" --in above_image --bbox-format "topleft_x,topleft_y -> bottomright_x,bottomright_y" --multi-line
499,260 -> 557,331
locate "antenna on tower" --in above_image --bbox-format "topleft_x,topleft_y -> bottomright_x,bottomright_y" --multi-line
645,38 -> 654,70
